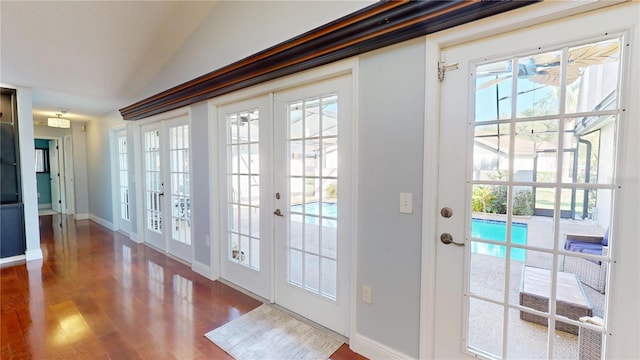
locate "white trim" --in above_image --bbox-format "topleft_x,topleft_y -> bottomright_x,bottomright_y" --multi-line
25,249 -> 43,261
430,0 -> 624,49
419,37 -> 441,360
75,213 -> 89,220
0,254 -> 26,265
38,203 -> 52,209
208,58 -> 356,108
349,58 -> 360,343
208,102 -> 221,281
192,259 -> 214,280
129,231 -> 139,243
132,124 -> 145,244
89,214 -> 114,230
132,107 -> 189,126
350,333 -> 414,360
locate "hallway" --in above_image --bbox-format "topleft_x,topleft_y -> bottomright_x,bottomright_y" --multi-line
0,215 -> 362,359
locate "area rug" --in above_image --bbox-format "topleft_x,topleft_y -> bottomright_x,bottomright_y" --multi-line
204,304 -> 343,360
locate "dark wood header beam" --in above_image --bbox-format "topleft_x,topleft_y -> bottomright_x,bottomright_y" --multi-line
120,0 -> 537,120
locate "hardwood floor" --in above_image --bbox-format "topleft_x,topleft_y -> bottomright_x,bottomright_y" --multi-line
1,215 -> 366,359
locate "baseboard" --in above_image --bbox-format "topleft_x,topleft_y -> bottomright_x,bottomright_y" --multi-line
0,254 -> 26,265
75,213 -> 89,220
129,232 -> 140,243
192,260 -> 215,280
89,214 -> 115,230
38,203 -> 51,209
25,248 -> 43,261
350,332 -> 414,360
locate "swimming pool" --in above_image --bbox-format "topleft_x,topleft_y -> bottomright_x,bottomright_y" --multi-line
290,202 -> 337,227
471,218 -> 527,261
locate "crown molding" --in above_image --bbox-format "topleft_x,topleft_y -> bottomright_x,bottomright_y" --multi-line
120,0 -> 537,121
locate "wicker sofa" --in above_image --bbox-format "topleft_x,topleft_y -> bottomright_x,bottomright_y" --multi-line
562,230 -> 608,293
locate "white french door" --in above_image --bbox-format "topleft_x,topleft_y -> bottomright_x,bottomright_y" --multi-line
433,5 -> 638,359
48,140 -> 64,213
166,118 -> 192,261
142,123 -> 164,249
274,75 -> 353,336
142,117 -> 193,263
115,128 -> 130,233
217,74 -> 353,336
219,96 -> 273,299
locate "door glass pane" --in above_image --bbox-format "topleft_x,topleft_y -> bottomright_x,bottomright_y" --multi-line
226,109 -> 260,270
169,124 -> 191,245
466,36 -> 621,359
287,93 -> 339,301
144,129 -> 162,233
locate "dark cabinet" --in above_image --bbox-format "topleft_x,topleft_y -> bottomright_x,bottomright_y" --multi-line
1,87 -> 26,258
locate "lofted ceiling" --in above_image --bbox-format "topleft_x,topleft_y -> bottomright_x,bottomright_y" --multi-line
0,0 -> 218,124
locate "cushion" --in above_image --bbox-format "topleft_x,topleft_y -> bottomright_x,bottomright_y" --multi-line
564,239 -> 603,254
601,228 -> 609,246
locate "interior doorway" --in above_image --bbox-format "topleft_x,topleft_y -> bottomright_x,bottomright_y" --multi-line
35,137 -> 73,216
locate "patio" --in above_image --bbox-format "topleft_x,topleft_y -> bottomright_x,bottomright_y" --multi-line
468,214 -> 606,359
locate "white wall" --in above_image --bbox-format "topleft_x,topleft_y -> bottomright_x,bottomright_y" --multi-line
140,0 -> 375,99
86,111 -> 127,226
355,39 -> 425,358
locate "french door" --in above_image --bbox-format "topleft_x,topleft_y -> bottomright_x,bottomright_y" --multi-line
142,116 -> 192,263
433,5 -> 638,359
218,75 -> 353,336
48,140 -> 63,213
273,75 -> 352,336
218,96 -> 273,299
115,128 -> 130,233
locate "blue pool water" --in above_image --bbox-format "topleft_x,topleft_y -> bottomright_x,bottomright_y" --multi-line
291,202 -> 337,227
471,218 -> 527,261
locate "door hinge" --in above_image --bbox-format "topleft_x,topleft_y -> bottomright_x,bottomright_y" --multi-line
438,61 -> 459,82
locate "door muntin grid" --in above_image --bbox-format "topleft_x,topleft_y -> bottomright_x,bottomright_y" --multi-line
287,94 -> 339,301
169,124 -> 191,245
466,37 -> 621,358
144,129 -> 162,233
226,109 -> 261,270
118,134 -> 130,222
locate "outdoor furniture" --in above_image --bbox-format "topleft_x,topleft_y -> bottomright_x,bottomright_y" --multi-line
578,316 -> 604,360
563,230 -> 608,293
519,265 -> 593,335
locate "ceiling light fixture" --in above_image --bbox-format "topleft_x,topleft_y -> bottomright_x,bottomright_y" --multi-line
48,111 -> 71,129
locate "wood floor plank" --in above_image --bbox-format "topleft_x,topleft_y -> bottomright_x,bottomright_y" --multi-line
0,215 -> 367,359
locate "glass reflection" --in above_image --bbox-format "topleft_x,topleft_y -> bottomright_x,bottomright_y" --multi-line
147,260 -> 164,300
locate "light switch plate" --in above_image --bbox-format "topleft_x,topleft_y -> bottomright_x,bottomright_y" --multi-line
400,192 -> 413,214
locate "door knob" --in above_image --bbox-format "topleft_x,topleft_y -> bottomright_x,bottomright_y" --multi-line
274,209 -> 284,217
440,232 -> 464,246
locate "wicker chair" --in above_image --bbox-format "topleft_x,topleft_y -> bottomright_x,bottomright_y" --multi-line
578,316 -> 604,360
562,232 -> 608,293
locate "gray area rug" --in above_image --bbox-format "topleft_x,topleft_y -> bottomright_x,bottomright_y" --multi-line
205,304 -> 343,360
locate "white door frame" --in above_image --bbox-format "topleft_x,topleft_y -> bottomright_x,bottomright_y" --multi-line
63,135 -> 75,215
420,1 -> 639,358
36,136 -> 68,214
208,58 -> 358,337
133,108 -> 191,248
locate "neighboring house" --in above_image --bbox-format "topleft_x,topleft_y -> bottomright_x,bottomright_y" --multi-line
2,1 -> 638,359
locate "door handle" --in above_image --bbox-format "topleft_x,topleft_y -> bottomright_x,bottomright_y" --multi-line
159,192 -> 164,196
274,209 -> 284,217
440,232 -> 464,246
